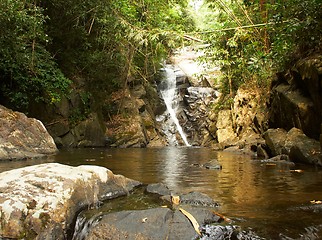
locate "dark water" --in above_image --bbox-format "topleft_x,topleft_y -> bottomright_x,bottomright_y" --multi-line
1,147 -> 322,239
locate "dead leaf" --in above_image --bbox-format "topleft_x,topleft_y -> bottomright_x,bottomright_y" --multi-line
179,207 -> 201,236
171,195 -> 180,205
310,200 -> 322,204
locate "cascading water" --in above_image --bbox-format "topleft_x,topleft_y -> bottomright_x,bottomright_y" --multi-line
157,65 -> 191,146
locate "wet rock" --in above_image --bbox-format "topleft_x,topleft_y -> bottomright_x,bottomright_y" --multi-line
72,113 -> 106,148
258,155 -> 295,167
267,55 -> 322,142
84,206 -> 221,240
180,192 -> 219,208
293,204 -> 322,213
257,144 -> 270,159
106,82 -> 166,148
202,162 -> 223,170
266,154 -> 289,161
280,226 -> 322,240
199,224 -> 265,240
146,183 -> 172,196
283,128 -> 306,154
191,162 -> 222,171
224,131 -> 266,156
0,105 -> 57,160
0,163 -> 141,239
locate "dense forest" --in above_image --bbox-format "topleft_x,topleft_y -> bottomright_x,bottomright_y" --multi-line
0,0 -> 193,111
0,0 -> 321,123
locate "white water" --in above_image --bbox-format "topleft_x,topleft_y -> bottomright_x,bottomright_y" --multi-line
159,65 -> 190,146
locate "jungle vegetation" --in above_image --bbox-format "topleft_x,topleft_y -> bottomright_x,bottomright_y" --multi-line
0,0 -> 321,112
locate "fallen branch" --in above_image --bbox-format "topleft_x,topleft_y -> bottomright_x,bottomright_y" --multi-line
179,207 -> 201,236
212,211 -> 232,223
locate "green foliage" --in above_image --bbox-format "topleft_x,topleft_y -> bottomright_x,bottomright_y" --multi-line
42,0 -> 193,88
0,0 -> 194,114
268,0 -> 322,69
68,91 -> 92,126
0,0 -> 70,110
198,0 -> 322,97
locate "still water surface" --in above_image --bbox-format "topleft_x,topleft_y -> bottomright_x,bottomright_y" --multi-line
1,147 -> 322,238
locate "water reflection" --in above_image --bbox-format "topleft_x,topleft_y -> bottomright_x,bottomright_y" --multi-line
159,147 -> 187,190
1,147 -> 322,238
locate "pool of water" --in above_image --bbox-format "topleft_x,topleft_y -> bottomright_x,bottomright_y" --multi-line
1,147 -> 322,239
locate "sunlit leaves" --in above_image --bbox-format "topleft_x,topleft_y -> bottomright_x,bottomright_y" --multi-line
198,0 -> 321,99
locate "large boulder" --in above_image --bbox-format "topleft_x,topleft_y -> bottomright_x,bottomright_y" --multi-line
0,163 -> 141,239
263,128 -> 288,156
84,206 -> 221,240
264,128 -> 322,166
0,105 -> 57,160
287,130 -> 322,166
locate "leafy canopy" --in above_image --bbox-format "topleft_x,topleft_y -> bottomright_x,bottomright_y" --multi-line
0,0 -> 194,112
193,0 -> 322,98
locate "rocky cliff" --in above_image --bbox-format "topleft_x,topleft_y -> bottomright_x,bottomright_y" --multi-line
268,54 -> 322,140
104,78 -> 167,148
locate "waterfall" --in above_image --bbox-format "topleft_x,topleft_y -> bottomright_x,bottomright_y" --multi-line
72,212 -> 102,240
157,65 -> 191,147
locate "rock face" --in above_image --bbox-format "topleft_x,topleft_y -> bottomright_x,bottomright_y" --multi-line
202,87 -> 268,151
105,80 -> 166,148
182,86 -> 218,146
56,113 -> 106,148
156,63 -> 220,146
269,55 -> 322,140
0,163 -> 141,239
28,90 -> 107,148
0,105 -> 57,160
215,110 -> 236,143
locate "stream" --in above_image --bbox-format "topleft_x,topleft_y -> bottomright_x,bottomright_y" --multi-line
1,147 -> 322,239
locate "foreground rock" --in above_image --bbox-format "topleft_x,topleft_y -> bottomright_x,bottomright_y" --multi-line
0,163 -> 140,239
0,105 -> 57,160
77,183 -> 222,240
85,206 -> 221,240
